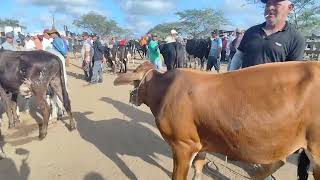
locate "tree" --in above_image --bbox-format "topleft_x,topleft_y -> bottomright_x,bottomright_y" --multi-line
247,0 -> 320,34
148,22 -> 183,38
148,9 -> 228,39
176,9 -> 228,38
73,11 -> 123,36
0,18 -> 24,32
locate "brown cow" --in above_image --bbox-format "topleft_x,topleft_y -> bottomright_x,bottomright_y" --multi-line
114,61 -> 320,180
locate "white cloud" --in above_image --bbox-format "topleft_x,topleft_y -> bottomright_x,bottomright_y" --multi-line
16,0 -> 103,16
217,0 -> 265,29
116,0 -> 180,35
125,15 -> 153,34
118,0 -> 179,16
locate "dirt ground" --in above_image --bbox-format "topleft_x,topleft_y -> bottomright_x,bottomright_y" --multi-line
0,56 -> 314,180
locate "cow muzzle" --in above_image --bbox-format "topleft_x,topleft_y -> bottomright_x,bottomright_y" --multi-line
129,89 -> 141,106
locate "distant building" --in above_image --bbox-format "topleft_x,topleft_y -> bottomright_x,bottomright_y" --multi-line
0,25 -> 23,35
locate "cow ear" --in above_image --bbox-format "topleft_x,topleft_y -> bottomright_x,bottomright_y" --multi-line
114,73 -> 142,86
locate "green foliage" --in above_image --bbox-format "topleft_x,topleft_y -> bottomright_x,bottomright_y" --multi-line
148,9 -> 228,39
0,18 -> 21,27
176,9 -> 227,38
73,11 -> 127,36
148,22 -> 183,38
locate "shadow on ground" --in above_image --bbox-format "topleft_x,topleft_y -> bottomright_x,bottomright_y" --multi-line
75,111 -> 171,180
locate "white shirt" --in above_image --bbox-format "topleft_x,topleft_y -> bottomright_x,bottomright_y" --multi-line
81,39 -> 93,62
25,40 -> 36,50
42,38 -> 53,50
165,36 -> 177,43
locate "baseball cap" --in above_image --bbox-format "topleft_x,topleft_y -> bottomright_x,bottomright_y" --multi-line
170,29 -> 178,34
5,32 -> 14,38
82,32 -> 89,37
43,29 -> 50,34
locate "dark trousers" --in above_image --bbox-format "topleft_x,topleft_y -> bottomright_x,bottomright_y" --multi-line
221,49 -> 227,62
82,61 -> 92,81
206,56 -> 220,72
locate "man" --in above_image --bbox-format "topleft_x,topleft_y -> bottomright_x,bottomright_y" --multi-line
42,29 -> 53,51
228,0 -> 308,179
91,33 -> 105,84
1,32 -> 17,51
81,32 -> 93,81
207,30 -> 222,73
227,28 -> 244,70
221,34 -> 228,62
46,28 -> 68,86
165,29 -> 178,43
24,35 -> 36,50
148,34 -> 162,70
229,0 -> 305,70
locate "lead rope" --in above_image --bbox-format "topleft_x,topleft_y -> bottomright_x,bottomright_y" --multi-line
126,69 -> 156,119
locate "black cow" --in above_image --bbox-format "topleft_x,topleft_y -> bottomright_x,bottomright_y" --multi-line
0,49 -> 76,139
159,42 -> 185,71
185,38 -> 211,70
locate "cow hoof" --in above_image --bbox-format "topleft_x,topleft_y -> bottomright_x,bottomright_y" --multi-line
57,114 -> 63,121
69,125 -> 76,131
8,124 -> 15,129
38,133 -> 47,140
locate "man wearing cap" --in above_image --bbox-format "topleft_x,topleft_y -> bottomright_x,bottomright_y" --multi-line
1,32 -> 17,51
81,32 -> 93,81
165,29 -> 178,43
207,30 -> 222,73
229,0 -> 305,70
42,29 -> 53,50
90,33 -> 105,84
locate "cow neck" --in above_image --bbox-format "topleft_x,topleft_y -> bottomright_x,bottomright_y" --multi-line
143,71 -> 171,117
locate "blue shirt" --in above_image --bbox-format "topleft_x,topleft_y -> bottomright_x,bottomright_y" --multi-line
209,38 -> 222,57
52,37 -> 67,57
1,42 -> 17,51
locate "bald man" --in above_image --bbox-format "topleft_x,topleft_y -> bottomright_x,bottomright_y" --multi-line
229,0 -> 305,70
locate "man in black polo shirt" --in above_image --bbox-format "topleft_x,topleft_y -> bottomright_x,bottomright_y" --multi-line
228,0 -> 309,180
229,0 -> 305,70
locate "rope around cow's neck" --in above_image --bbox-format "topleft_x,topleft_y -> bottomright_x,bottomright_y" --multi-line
128,68 -> 156,110
135,68 -> 156,106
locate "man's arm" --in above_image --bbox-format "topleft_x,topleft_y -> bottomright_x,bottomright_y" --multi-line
228,50 -> 244,71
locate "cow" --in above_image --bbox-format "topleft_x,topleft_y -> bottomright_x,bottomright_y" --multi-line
0,49 -> 76,139
114,61 -> 320,180
159,42 -> 185,71
185,38 -> 211,70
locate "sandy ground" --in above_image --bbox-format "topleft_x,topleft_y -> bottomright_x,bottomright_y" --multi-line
0,55 -> 314,180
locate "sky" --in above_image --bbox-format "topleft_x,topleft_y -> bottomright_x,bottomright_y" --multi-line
0,0 -> 265,36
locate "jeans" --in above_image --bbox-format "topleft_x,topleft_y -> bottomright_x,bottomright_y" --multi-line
228,55 -> 242,71
206,56 -> 220,72
151,60 -> 162,70
91,61 -> 103,82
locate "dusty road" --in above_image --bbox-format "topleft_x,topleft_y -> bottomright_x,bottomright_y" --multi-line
0,57 -> 314,180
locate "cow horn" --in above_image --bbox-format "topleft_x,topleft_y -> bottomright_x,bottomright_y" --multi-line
114,73 -> 142,86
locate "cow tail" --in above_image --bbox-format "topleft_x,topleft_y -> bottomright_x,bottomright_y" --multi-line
56,57 -> 71,113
